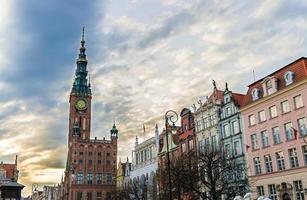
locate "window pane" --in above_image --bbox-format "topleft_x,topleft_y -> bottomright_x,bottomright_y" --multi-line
258,110 -> 266,122
269,106 -> 278,118
281,100 -> 290,113
276,151 -> 286,171
253,157 -> 261,175
249,115 -> 256,126
264,154 -> 273,173
272,127 -> 281,144
297,117 -> 307,136
261,130 -> 269,147
251,134 -> 258,150
284,122 -> 294,140
268,184 -> 277,200
289,148 -> 299,168
294,95 -> 304,109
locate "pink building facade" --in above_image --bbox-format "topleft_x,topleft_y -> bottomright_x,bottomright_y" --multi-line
241,58 -> 307,200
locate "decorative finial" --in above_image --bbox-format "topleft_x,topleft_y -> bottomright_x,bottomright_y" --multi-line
15,155 -> 18,166
212,80 -> 217,90
88,73 -> 91,87
225,82 -> 228,91
81,26 -> 85,43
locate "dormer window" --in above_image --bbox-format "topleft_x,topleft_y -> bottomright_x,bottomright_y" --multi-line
265,80 -> 273,95
262,77 -> 278,97
252,88 -> 260,101
284,71 -> 294,86
224,95 -> 230,103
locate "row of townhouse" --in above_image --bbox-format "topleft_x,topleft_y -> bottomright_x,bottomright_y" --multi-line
117,57 -> 307,200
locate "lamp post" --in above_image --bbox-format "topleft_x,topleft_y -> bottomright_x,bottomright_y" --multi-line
32,183 -> 38,199
165,110 -> 178,200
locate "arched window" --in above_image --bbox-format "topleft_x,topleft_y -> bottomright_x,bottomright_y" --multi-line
266,80 -> 273,95
251,88 -> 260,101
284,71 -> 294,86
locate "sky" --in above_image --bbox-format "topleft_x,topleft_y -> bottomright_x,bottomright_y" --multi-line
0,0 -> 307,196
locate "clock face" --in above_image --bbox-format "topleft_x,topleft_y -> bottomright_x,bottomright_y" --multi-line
75,99 -> 87,111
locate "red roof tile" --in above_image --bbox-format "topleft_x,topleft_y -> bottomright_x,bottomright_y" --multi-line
242,57 -> 307,107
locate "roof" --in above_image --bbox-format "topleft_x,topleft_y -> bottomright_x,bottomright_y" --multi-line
208,89 -> 224,102
231,93 -> 245,107
0,181 -> 25,188
0,164 -> 16,179
248,57 -> 307,87
180,108 -> 191,117
242,57 -> 307,107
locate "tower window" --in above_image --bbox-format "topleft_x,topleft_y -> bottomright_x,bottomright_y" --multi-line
82,118 -> 86,130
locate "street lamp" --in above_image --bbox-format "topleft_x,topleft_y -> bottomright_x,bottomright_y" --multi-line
165,110 -> 178,200
32,183 -> 38,199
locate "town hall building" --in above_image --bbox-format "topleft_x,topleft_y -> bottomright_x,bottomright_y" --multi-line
63,29 -> 118,200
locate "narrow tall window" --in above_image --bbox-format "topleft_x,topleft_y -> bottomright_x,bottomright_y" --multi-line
264,154 -> 273,173
196,121 -> 201,132
253,157 -> 261,175
211,135 -> 217,150
268,184 -> 277,200
261,130 -> 269,147
181,143 -> 185,153
297,117 -> 307,136
285,122 -> 294,140
248,115 -> 256,126
294,95 -> 304,109
272,127 -> 281,144
289,148 -> 299,168
77,172 -> 83,184
82,118 -> 86,130
281,100 -> 290,113
266,80 -> 273,95
87,173 -> 93,184
232,120 -> 240,134
293,180 -> 305,200
269,105 -> 278,118
87,192 -> 92,200
77,192 -> 82,200
188,139 -> 194,151
257,186 -> 265,197
258,110 -> 266,122
276,151 -> 286,171
233,140 -> 241,156
224,144 -> 231,158
223,123 -> 230,138
303,145 -> 307,166
251,134 -> 258,150
96,173 -> 102,184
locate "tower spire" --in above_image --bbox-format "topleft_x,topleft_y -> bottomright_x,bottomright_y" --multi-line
71,27 -> 91,96
78,26 -> 87,61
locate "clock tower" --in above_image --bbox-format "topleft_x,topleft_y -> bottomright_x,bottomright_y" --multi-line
69,27 -> 92,144
64,28 -> 118,200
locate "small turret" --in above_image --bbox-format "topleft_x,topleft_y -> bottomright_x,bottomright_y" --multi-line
155,124 -> 159,148
110,123 -> 118,139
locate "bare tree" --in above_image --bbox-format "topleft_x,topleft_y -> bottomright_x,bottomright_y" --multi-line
112,180 -> 146,200
182,146 -> 248,200
157,146 -> 248,200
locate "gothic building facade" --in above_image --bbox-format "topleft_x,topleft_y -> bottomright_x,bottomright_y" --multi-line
63,29 -> 118,200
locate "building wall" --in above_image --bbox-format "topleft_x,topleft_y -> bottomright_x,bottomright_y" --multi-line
195,96 -> 222,151
241,59 -> 307,199
219,89 -> 249,195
